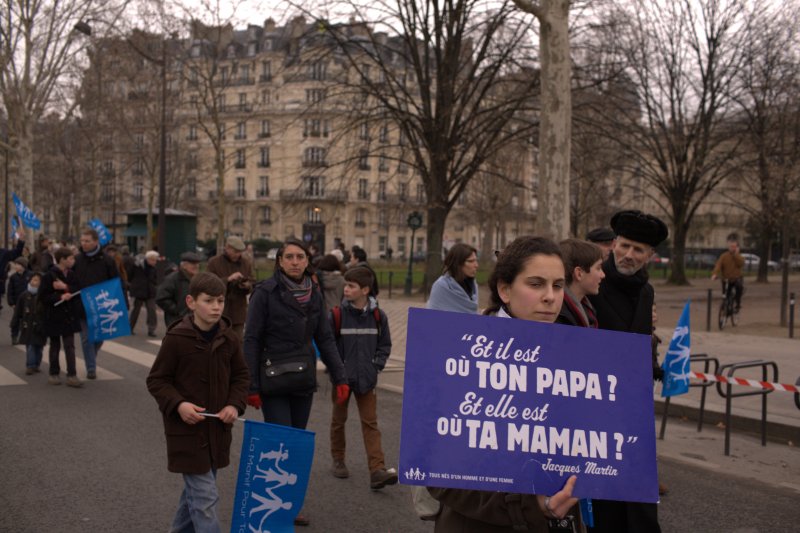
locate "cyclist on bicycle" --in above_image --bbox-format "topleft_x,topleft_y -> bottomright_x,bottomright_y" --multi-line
711,234 -> 744,312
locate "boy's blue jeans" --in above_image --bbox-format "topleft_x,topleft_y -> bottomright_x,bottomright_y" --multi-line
79,319 -> 103,373
170,468 -> 220,533
26,344 -> 43,369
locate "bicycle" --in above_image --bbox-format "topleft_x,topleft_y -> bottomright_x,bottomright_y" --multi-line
718,280 -> 738,330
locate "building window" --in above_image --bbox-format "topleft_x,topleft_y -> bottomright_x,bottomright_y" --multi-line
238,93 -> 248,111
458,193 -> 467,206
239,64 -> 250,83
187,177 -> 196,198
258,176 -> 269,197
133,181 -> 143,201
378,235 -> 386,253
355,208 -> 366,227
416,183 -> 426,203
305,176 -> 323,198
359,122 -> 369,140
378,181 -> 386,201
379,123 -> 389,143
187,152 -> 198,170
357,179 -> 369,200
236,176 -> 246,198
397,236 -> 406,255
234,206 -> 244,224
133,157 -> 144,175
309,61 -> 327,81
259,120 -> 270,138
305,89 -> 326,103
134,134 -> 144,149
416,236 -> 424,252
101,183 -> 113,202
378,210 -> 387,226
187,125 -> 198,141
235,149 -> 246,168
259,147 -> 270,168
399,129 -> 407,146
235,121 -> 246,140
398,160 -> 408,174
260,206 -> 271,223
217,93 -> 226,112
247,42 -> 257,56
378,154 -> 388,172
399,182 -> 408,200
307,207 -> 322,223
303,147 -> 326,167
261,61 -> 271,82
358,150 -> 370,171
220,66 -> 229,83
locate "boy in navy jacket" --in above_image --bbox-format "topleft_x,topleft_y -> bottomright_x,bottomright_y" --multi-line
328,266 -> 396,490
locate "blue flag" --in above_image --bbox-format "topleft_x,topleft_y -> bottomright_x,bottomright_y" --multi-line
661,301 -> 691,397
230,420 -> 315,533
10,214 -> 18,237
88,218 -> 113,246
80,278 -> 131,342
12,193 -> 41,230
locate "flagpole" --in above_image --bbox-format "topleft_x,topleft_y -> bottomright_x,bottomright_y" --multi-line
199,412 -> 247,423
53,289 -> 82,306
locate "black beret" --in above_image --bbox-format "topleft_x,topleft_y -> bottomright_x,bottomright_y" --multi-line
610,210 -> 668,247
585,227 -> 616,243
180,251 -> 203,263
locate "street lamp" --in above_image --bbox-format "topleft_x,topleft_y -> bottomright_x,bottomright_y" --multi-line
404,211 -> 423,296
74,22 -> 167,255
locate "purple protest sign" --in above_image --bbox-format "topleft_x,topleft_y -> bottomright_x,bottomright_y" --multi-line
399,308 -> 658,504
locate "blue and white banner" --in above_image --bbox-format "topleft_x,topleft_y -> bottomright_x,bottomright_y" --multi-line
231,420 -> 315,533
10,214 -> 18,237
12,193 -> 40,230
399,308 -> 659,504
661,301 -> 691,397
88,218 -> 113,246
80,278 -> 131,342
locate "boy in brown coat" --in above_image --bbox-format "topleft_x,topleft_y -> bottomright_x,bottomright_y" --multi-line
147,272 -> 250,532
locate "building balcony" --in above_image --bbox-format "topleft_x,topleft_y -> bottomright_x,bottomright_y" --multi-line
259,219 -> 272,225
259,74 -> 272,82
355,221 -> 366,228
302,160 -> 328,168
258,132 -> 271,138
233,218 -> 244,225
279,189 -> 348,202
257,161 -> 270,168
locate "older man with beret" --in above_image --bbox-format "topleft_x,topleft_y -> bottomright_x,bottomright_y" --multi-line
587,209 -> 668,533
156,251 -> 202,328
206,236 -> 254,340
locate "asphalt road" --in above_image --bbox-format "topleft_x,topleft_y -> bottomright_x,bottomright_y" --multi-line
2,332 -> 798,532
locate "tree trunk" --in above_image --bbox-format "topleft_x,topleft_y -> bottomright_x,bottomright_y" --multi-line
216,153 -> 226,254
480,215 -> 495,264
755,224 -> 770,283
668,223 -> 690,285
13,118 -> 35,244
780,223 -> 790,327
534,0 -> 571,241
424,204 -> 448,294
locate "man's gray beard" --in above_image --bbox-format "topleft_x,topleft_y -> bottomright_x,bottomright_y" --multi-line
615,261 -> 641,276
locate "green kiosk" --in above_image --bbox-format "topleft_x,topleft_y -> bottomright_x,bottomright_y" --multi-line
122,208 -> 197,264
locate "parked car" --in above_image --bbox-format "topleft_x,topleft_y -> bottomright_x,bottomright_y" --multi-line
684,252 -> 717,269
649,253 -> 670,265
740,253 -> 779,271
266,247 -> 279,261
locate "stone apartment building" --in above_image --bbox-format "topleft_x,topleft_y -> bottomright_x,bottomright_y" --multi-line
75,17 -> 538,258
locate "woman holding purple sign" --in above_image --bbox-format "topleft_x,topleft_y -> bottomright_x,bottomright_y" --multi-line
428,236 -> 581,532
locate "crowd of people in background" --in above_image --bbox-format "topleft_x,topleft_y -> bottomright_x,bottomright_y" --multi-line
8,216 -> 673,532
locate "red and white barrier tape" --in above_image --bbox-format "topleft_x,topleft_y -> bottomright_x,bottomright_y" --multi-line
689,371 -> 799,393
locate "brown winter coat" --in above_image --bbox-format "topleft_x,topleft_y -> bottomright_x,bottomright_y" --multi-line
206,253 -> 254,325
146,314 -> 250,474
428,487 -> 578,533
712,250 -> 745,280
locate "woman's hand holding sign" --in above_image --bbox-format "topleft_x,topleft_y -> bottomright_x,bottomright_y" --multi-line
537,475 -> 578,519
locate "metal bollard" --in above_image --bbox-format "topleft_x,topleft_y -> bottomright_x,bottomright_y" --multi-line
707,288 -> 712,332
790,292 -> 795,339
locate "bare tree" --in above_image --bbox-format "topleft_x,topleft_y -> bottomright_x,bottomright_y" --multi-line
0,0 -> 128,240
590,0 -> 747,284
727,1 -> 800,319
301,0 -> 540,282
